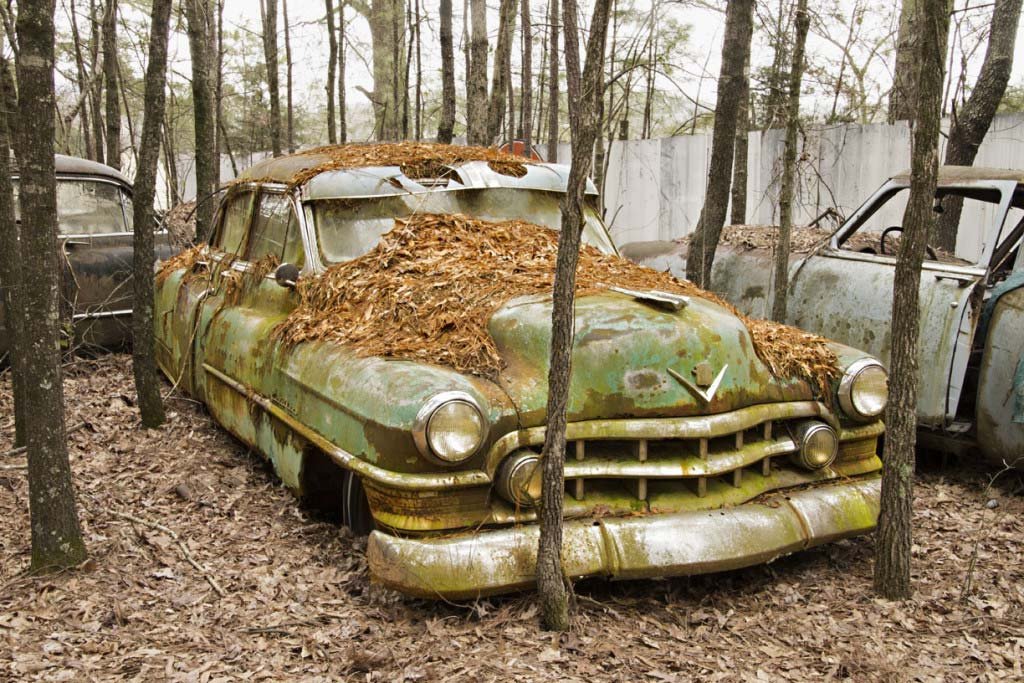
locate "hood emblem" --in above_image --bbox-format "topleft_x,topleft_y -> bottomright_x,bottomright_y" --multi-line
668,364 -> 728,405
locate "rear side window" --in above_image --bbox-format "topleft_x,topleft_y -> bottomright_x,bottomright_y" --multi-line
246,192 -> 304,266
217,190 -> 254,256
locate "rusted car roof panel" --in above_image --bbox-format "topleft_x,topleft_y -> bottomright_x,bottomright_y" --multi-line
53,154 -> 131,186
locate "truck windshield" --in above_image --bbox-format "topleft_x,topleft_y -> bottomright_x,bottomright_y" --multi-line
310,188 -> 617,263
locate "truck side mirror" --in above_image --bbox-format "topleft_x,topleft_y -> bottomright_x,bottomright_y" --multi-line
274,263 -> 300,289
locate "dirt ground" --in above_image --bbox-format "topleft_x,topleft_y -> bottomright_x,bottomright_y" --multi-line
1,354 -> 1022,682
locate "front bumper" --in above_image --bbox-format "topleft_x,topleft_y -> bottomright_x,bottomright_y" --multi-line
367,475 -> 880,599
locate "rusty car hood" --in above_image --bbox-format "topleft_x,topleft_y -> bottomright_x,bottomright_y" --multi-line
488,291 -> 814,425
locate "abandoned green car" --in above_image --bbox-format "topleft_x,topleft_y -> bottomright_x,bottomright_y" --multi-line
154,144 -> 886,599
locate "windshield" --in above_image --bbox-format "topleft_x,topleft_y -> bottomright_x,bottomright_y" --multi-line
13,178 -> 130,235
309,188 -> 617,263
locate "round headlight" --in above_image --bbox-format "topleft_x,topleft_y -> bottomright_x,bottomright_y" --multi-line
413,392 -> 488,464
790,420 -> 839,470
496,450 -> 543,508
838,359 -> 888,421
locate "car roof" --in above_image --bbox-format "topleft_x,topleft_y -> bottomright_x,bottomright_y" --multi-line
45,154 -> 132,186
235,144 -> 597,199
890,165 -> 1024,186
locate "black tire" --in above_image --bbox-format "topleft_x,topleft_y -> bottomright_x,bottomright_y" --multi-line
342,471 -> 375,536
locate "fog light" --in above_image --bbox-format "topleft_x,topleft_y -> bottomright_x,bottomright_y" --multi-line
496,450 -> 542,508
790,420 -> 839,470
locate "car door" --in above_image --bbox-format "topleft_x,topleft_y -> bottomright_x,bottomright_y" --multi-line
785,182 -> 1014,428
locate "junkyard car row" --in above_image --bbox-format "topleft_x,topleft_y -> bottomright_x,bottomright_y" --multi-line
152,145 -> 888,598
626,167 -> 1024,470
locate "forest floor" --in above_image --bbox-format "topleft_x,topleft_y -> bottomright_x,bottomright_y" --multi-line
1,354 -> 1022,682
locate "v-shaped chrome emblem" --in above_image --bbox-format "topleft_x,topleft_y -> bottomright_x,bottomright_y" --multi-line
668,365 -> 728,405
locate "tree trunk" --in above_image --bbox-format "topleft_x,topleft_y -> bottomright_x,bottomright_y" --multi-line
934,0 -> 1023,252
466,0 -> 488,144
770,0 -> 809,323
338,0 -> 347,142
730,52 -> 750,225
889,0 -> 918,123
88,0 -> 105,164
102,0 -> 120,169
414,0 -> 422,140
68,0 -> 93,160
15,0 -> 88,571
437,0 -> 455,143
352,0 -> 406,140
214,0 -> 224,186
260,0 -> 282,156
325,0 -> 337,144
184,0 -> 215,242
283,0 -> 294,152
545,0 -> 559,160
683,0 -> 755,287
133,0 -> 173,430
536,0 -> 611,633
874,0 -> 950,601
520,0 -> 533,152
0,46 -> 26,449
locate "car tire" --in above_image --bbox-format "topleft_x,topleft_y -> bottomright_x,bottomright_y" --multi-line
342,472 -> 375,536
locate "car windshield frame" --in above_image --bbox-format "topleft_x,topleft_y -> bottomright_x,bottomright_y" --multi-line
830,177 -> 1019,270
305,186 -> 618,267
13,174 -> 134,237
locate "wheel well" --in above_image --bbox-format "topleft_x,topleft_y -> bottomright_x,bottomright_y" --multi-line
299,446 -> 347,520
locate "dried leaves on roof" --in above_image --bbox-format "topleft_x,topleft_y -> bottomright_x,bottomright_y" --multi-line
280,142 -> 530,187
275,213 -> 839,391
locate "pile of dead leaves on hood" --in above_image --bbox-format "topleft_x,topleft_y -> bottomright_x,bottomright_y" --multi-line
271,142 -> 531,188
274,213 -> 839,393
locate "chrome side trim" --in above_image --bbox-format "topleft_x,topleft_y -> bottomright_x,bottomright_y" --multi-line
72,308 -> 132,320
367,475 -> 882,599
201,362 -> 490,491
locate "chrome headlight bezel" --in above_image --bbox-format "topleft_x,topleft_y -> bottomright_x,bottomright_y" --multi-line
838,358 -> 888,422
791,419 -> 839,470
413,391 -> 489,465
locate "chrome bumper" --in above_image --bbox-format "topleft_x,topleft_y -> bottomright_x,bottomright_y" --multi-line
367,475 -> 881,599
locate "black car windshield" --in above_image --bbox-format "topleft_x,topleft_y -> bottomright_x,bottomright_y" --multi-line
310,188 -> 617,263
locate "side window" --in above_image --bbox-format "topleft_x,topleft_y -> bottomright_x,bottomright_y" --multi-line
216,190 -> 254,256
247,192 -> 304,266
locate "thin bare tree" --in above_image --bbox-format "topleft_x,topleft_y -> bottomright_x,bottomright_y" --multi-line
683,0 -> 755,287
184,0 -> 215,241
546,0 -> 559,160
874,0 -> 950,600
337,0 -> 347,142
16,0 -> 88,570
325,0 -> 338,144
889,0 -> 918,123
520,0 -> 533,152
260,0 -> 282,156
132,0 -> 174,429
437,0 -> 456,143
730,52 -> 750,225
934,0 -> 1023,251
467,0 -> 488,144
536,0 -> 611,632
283,0 -> 294,152
770,0 -> 809,323
101,0 -> 119,169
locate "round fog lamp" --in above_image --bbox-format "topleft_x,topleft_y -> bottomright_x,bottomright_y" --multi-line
496,450 -> 543,507
791,420 -> 839,470
839,359 -> 888,421
413,392 -> 488,464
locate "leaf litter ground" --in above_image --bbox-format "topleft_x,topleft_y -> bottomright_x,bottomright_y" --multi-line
2,356 -> 1022,681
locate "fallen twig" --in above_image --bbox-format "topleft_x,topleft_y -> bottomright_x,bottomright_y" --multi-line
1,421 -> 88,458
109,509 -> 227,598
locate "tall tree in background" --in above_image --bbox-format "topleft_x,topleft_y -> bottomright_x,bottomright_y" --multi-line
68,0 -> 94,160
87,0 -> 104,164
15,0 -> 88,570
184,0 -> 215,241
770,0 -> 809,323
684,0 -> 755,287
282,0 -> 294,152
325,0 -> 338,144
536,0 -> 611,632
101,0 -> 119,169
730,52 -> 750,225
546,0 -> 559,160
888,0 -> 917,123
874,0 -> 950,600
466,0 -> 488,144
0,38 -> 26,449
350,0 -> 407,140
487,0 -> 518,143
337,0 -> 346,142
520,0 -> 533,153
437,0 -> 456,143
132,0 -> 173,430
214,0 -> 224,186
934,0 -> 1022,251
260,0 -> 282,156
